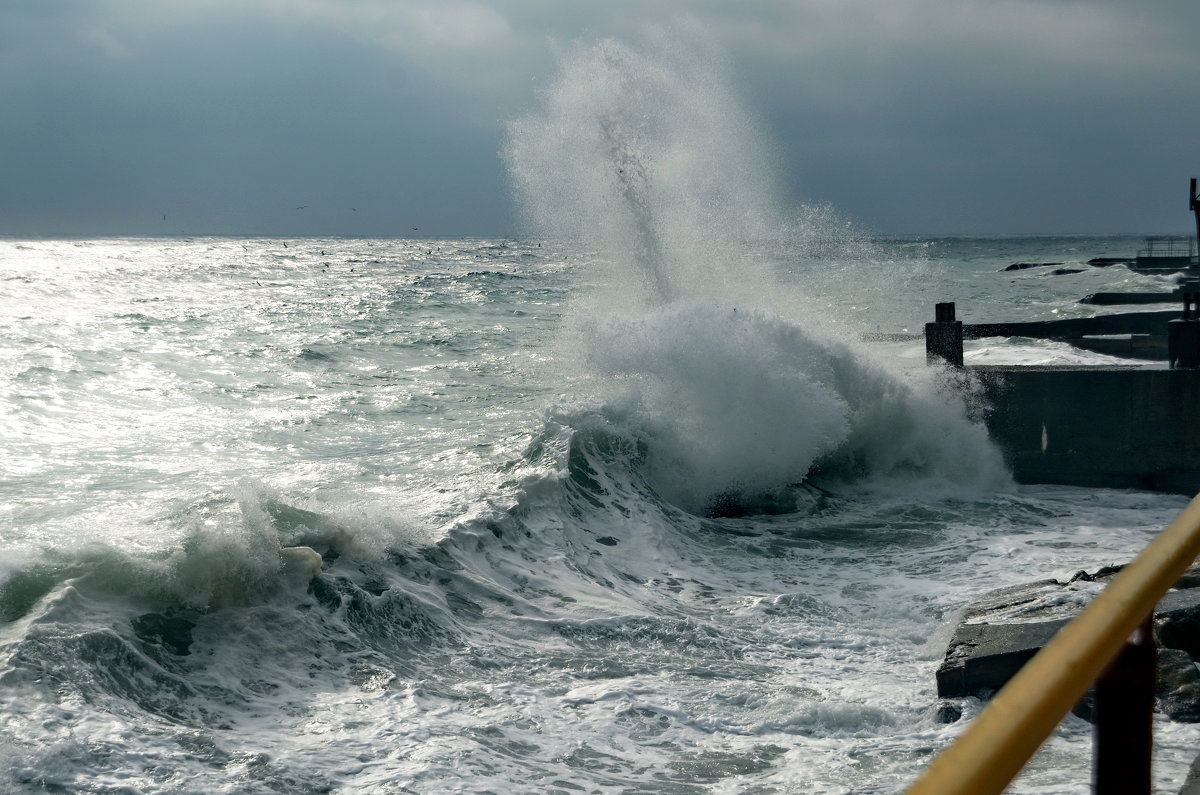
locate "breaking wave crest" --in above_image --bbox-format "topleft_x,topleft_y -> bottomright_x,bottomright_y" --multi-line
563,302 -> 1008,515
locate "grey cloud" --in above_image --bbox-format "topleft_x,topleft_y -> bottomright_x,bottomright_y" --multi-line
1,0 -> 1197,235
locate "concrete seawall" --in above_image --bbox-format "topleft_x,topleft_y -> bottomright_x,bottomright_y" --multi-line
974,365 -> 1200,494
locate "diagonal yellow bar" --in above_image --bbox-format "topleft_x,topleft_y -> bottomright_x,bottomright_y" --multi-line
906,491 -> 1200,795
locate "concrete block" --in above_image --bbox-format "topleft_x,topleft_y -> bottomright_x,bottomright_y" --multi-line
974,366 -> 1200,494
936,618 -> 1068,699
936,569 -> 1200,725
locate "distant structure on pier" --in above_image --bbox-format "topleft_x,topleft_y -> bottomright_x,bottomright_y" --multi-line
1131,178 -> 1200,272
1134,235 -> 1195,270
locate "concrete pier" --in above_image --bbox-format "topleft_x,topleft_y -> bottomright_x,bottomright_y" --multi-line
924,306 -> 1186,362
975,365 -> 1200,494
965,310 -> 1181,341
918,289 -> 1200,494
1081,282 -> 1200,306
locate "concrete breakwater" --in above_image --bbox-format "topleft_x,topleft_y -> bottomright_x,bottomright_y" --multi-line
975,365 -> 1200,495
923,301 -> 1200,494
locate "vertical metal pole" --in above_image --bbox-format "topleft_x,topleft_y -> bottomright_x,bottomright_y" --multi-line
1190,178 -> 1199,264
1092,616 -> 1156,795
1170,294 -> 1200,369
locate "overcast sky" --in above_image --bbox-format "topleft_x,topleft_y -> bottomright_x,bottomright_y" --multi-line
2,0 -> 1198,237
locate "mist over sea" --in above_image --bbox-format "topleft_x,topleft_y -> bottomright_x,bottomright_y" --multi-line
3,37 -> 1198,794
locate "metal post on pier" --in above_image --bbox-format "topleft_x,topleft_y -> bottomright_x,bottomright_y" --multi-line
926,302 -> 964,367
1092,617 -> 1156,795
1169,293 -> 1200,369
1190,178 -> 1199,265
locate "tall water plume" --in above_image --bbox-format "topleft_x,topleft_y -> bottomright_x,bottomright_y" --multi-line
506,33 -> 791,310
506,34 -> 1008,513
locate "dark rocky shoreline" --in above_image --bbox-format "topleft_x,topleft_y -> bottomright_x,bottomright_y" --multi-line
936,563 -> 1200,724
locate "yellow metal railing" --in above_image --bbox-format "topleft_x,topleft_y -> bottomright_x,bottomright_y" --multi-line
906,491 -> 1200,795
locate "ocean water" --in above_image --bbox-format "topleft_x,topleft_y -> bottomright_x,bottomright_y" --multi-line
2,233 -> 1196,794
4,37 -> 1200,795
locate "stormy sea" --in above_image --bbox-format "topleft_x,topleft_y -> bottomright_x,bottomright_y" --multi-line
2,39 -> 1198,794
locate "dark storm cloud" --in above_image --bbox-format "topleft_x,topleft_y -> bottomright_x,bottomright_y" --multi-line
0,1 -> 540,235
715,0 -> 1200,233
1,0 -> 1197,235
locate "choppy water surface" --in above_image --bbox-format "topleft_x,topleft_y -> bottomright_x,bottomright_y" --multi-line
1,234 -> 1197,794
